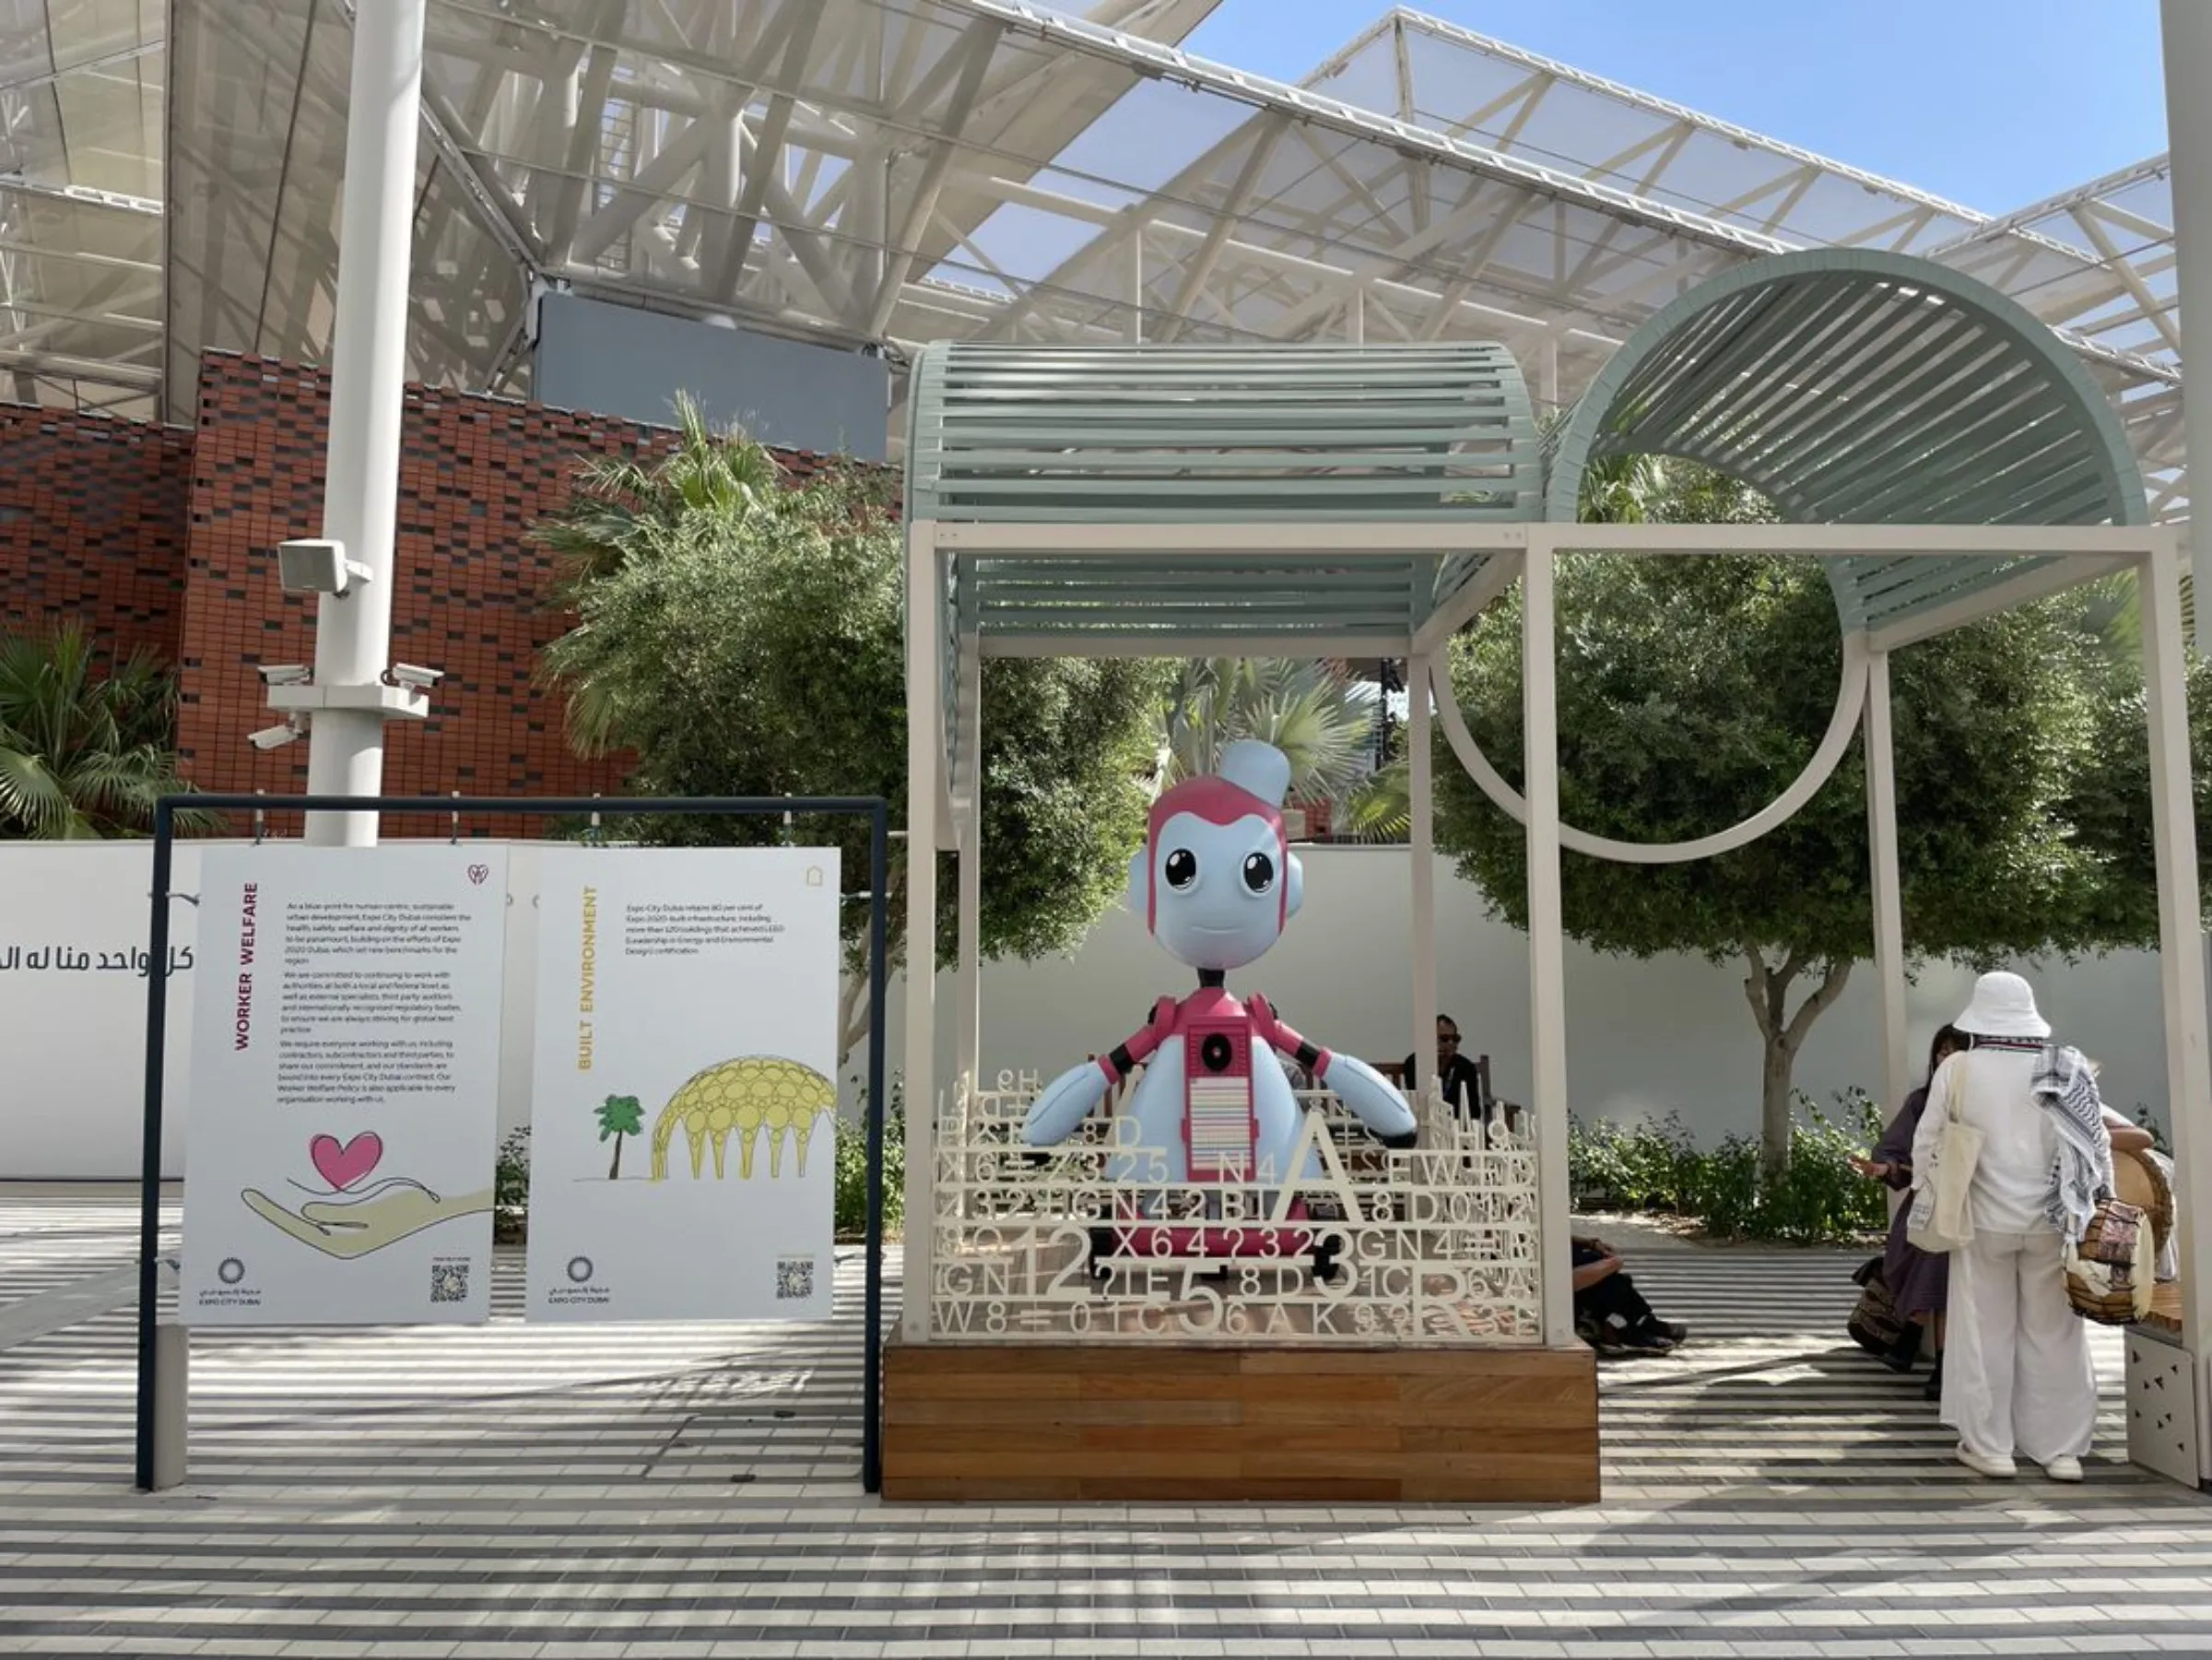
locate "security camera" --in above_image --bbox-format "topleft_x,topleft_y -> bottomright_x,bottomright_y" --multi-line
247,722 -> 301,750
386,663 -> 443,689
276,538 -> 373,598
255,664 -> 311,687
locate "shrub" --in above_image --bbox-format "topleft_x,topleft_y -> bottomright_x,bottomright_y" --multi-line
1570,1089 -> 1888,1245
834,1077 -> 905,1240
1685,1136 -> 1762,1241
1735,1090 -> 1888,1244
1567,1111 -> 1700,1214
493,1124 -> 530,1243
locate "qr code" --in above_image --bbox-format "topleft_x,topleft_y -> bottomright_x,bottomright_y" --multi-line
429,1263 -> 470,1304
775,1255 -> 816,1301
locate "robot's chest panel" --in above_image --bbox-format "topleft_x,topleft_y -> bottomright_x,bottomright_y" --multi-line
1181,1014 -> 1255,1178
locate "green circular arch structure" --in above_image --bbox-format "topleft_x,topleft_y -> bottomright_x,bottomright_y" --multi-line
1541,248 -> 2149,633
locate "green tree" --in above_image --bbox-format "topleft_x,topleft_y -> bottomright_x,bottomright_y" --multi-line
0,622 -> 218,840
538,411 -> 1165,1069
2057,645 -> 2212,944
595,1093 -> 644,1179
1433,458 -> 2116,1171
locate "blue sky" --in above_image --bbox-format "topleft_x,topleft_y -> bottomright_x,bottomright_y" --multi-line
1177,1 -> 2170,216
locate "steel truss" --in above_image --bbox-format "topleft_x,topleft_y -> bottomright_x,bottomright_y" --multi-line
0,0 -> 2190,519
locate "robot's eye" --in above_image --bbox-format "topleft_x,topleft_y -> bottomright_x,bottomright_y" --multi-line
1241,852 -> 1275,894
1163,848 -> 1198,889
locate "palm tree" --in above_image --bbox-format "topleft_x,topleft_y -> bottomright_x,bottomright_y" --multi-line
1335,758 -> 1412,841
0,624 -> 218,840
536,390 -> 782,590
1574,449 -> 1672,524
595,1094 -> 645,1179
2088,566 -> 2194,665
1159,658 -> 1382,807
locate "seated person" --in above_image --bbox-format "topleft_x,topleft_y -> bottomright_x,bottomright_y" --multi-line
1402,1014 -> 1503,1123
1572,1233 -> 1686,1356
2103,1102 -> 2179,1282
2105,1104 -> 2154,1156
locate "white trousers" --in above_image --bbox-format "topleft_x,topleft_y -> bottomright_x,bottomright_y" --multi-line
1942,1228 -> 2097,1463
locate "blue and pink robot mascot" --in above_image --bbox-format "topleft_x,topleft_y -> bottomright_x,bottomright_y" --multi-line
1023,739 -> 1418,1267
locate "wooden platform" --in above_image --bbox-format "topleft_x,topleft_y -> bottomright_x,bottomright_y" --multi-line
881,1339 -> 1599,1502
2145,1278 -> 2183,1336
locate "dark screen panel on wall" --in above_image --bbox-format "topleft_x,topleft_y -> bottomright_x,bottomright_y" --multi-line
533,293 -> 890,461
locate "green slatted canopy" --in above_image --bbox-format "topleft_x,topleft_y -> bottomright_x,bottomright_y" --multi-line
906,341 -> 1540,644
1542,249 -> 2148,631
905,343 -> 1543,789
904,261 -> 2147,791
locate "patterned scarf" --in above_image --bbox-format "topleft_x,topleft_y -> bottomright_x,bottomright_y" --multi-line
2028,1042 -> 2115,1242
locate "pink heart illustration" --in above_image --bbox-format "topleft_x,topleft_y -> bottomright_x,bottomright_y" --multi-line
310,1132 -> 383,1192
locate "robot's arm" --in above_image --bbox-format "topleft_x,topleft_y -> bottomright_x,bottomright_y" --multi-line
1022,997 -> 1176,1147
1317,1053 -> 1420,1148
1248,995 -> 1418,1148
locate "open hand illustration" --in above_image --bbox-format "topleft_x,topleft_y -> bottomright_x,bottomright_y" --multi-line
241,1181 -> 492,1258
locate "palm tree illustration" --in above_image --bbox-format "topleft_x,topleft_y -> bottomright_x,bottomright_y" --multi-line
595,1094 -> 645,1179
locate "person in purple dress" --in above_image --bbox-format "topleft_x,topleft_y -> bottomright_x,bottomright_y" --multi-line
1850,1024 -> 1965,1398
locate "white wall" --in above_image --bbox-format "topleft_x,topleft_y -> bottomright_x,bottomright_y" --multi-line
0,842 -> 203,1179
0,841 -> 548,1181
1,841 -> 2180,1180
873,847 -> 2180,1146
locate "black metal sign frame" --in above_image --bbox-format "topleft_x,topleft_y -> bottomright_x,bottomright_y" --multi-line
133,793 -> 893,1494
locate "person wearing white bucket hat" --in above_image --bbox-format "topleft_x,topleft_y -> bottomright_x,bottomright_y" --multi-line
1912,971 -> 2110,1482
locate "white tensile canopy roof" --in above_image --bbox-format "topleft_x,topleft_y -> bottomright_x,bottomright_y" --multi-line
0,1 -> 2185,519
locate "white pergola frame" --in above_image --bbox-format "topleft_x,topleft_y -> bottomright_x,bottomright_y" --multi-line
901,516 -> 2212,1473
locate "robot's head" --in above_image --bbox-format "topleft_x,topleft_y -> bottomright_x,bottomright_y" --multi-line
1129,738 -> 1304,972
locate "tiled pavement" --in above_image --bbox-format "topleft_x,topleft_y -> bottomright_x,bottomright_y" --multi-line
2,1187 -> 2208,1659
0,1190 -> 176,1313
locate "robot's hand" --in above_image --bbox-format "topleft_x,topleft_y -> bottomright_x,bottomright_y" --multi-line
1024,1061 -> 1112,1147
1320,1053 -> 1418,1148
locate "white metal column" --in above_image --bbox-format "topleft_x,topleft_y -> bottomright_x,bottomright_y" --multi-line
955,637 -> 983,1095
1536,330 -> 1560,418
902,523 -> 942,1342
1864,648 -> 1911,1114
2162,0 -> 2212,637
2158,17 -> 2212,1474
304,0 -> 428,846
2140,533 -> 2212,1472
1522,538 -> 1574,1347
1409,653 -> 1438,1099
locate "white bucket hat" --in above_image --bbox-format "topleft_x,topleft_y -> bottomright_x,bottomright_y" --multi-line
1953,971 -> 2050,1041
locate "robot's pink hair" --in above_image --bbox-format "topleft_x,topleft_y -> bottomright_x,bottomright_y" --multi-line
1143,773 -> 1288,932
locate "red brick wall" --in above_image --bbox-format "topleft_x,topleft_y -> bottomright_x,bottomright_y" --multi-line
2,353 -> 869,840
175,354 -> 673,835
0,405 -> 194,661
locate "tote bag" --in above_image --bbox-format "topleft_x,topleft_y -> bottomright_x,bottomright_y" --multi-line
1906,1053 -> 1984,1254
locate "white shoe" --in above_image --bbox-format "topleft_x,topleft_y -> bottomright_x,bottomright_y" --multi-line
1957,1444 -> 2018,1478
2042,1455 -> 2084,1483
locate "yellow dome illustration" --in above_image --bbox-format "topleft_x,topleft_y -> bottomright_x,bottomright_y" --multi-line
649,1056 -> 836,1182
